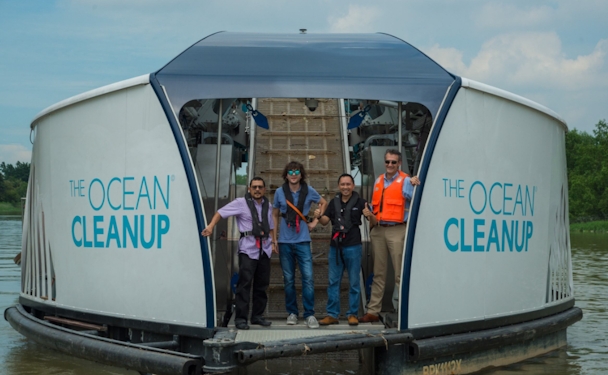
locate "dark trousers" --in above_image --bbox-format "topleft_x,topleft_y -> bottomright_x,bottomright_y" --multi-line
235,252 -> 271,324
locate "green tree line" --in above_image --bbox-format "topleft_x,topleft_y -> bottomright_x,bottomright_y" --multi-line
0,161 -> 29,204
1,120 -> 607,221
566,120 -> 608,222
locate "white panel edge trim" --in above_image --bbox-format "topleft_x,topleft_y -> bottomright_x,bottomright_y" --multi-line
31,74 -> 151,127
460,77 -> 568,131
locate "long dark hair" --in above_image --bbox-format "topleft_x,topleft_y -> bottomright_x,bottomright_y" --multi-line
282,161 -> 307,183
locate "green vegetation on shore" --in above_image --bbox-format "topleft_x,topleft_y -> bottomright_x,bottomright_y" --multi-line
569,220 -> 608,233
566,120 -> 608,222
0,161 -> 28,215
0,202 -> 21,215
0,161 -> 29,210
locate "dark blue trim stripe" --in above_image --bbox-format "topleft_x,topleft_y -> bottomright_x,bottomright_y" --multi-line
399,77 -> 462,331
149,74 -> 215,328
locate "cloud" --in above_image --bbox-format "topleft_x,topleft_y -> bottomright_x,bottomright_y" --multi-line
475,3 -> 555,30
0,144 -> 32,165
424,32 -> 608,91
424,45 -> 468,76
328,5 -> 381,33
422,32 -> 608,132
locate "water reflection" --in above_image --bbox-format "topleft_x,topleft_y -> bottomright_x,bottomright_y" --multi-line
478,348 -> 582,375
566,233 -> 608,375
480,233 -> 608,375
1,216 -> 607,374
3,340 -> 134,375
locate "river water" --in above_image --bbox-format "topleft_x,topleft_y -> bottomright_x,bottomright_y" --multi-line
0,215 -> 606,375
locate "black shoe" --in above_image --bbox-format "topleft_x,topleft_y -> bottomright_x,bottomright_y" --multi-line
235,322 -> 250,330
250,317 -> 272,327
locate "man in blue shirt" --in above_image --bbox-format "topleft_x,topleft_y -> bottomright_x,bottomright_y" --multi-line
273,161 -> 327,329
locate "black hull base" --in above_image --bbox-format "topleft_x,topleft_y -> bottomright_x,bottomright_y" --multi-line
374,307 -> 582,375
4,304 -> 202,375
5,303 -> 582,375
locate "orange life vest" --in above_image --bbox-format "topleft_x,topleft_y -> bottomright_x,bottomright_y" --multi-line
371,171 -> 409,223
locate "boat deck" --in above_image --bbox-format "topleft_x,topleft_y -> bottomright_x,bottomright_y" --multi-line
232,318 -> 383,343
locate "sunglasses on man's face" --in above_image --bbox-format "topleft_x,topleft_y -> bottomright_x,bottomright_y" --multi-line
385,160 -> 399,165
251,185 -> 265,190
288,170 -> 301,176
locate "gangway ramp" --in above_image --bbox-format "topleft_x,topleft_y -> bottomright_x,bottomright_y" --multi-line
253,98 -> 351,318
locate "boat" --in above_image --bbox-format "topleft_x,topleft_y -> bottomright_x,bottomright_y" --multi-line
4,32 -> 581,375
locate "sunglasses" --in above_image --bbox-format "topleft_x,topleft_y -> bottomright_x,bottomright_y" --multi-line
287,170 -> 301,176
251,185 -> 265,190
385,160 -> 399,165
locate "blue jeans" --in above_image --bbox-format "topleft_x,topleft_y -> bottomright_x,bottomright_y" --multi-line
279,242 -> 315,318
327,244 -> 362,318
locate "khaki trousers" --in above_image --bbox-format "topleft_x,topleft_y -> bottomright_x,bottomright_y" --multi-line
366,224 -> 406,315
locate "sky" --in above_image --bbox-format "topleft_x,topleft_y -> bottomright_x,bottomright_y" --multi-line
1,0 -> 607,165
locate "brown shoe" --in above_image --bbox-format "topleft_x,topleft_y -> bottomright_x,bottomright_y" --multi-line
359,313 -> 379,323
318,316 -> 339,325
347,315 -> 359,326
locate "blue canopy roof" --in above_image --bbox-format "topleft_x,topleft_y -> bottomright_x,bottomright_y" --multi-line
154,32 -> 456,117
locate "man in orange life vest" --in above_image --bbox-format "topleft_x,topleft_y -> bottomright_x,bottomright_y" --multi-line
360,149 -> 420,323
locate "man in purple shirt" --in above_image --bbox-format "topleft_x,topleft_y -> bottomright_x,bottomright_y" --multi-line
202,177 -> 277,330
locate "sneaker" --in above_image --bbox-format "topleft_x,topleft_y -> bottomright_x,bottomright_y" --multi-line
235,321 -> 250,330
347,315 -> 359,326
286,313 -> 298,325
305,315 -> 319,329
319,316 -> 339,325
